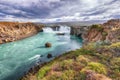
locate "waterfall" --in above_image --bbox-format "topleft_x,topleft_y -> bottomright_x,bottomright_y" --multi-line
43,25 -> 71,34
42,27 -> 54,33
59,26 -> 70,33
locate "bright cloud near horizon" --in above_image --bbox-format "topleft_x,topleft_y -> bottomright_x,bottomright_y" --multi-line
0,0 -> 120,23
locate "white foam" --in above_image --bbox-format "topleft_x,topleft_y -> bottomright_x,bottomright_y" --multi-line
43,25 -> 71,34
43,27 -> 54,33
28,55 -> 41,60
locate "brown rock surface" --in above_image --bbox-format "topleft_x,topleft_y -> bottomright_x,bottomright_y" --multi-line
0,22 -> 44,44
83,19 -> 120,44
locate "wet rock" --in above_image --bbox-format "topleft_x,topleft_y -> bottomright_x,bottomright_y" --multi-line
45,42 -> 52,48
70,26 -> 86,35
39,29 -> 43,32
40,55 -> 43,57
47,53 -> 52,58
77,33 -> 82,37
51,25 -> 60,31
56,33 -> 65,35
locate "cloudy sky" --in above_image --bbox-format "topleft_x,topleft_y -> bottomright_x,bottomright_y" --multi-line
0,0 -> 120,23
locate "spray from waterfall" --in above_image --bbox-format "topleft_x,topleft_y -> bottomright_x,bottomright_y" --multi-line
43,25 -> 71,34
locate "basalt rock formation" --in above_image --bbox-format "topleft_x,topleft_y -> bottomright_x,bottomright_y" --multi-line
83,19 -> 120,44
0,22 -> 44,44
56,33 -> 65,35
70,26 -> 88,38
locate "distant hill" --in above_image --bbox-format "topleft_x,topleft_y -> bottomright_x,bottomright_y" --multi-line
41,20 -> 106,27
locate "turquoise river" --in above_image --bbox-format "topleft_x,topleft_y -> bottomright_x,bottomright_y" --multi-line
0,26 -> 82,80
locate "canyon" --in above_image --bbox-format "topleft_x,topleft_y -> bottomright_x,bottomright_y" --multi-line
1,19 -> 119,44
0,19 -> 120,80
21,19 -> 120,80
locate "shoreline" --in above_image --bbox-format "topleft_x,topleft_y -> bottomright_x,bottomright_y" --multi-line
21,19 -> 120,80
20,49 -> 78,79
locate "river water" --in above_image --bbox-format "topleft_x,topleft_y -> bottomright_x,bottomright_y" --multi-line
0,26 -> 82,80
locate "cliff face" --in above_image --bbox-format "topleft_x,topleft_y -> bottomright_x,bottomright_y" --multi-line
21,19 -> 120,80
0,22 -> 43,44
83,19 -> 120,44
70,26 -> 88,37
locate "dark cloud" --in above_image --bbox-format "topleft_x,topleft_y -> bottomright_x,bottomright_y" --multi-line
0,0 -> 120,22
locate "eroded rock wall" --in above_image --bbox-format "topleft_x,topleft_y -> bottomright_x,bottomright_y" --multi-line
83,19 -> 120,44
70,26 -> 88,38
0,22 -> 44,44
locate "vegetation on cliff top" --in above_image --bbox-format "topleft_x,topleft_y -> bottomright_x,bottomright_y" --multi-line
22,41 -> 120,80
84,19 -> 120,43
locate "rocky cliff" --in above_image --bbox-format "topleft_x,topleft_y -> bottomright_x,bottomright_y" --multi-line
0,22 -> 44,44
70,26 -> 88,38
83,19 -> 120,44
21,19 -> 120,80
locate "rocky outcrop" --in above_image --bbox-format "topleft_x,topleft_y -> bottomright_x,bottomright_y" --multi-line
56,33 -> 65,35
83,19 -> 120,44
0,22 -> 44,44
70,26 -> 88,38
50,25 -> 60,31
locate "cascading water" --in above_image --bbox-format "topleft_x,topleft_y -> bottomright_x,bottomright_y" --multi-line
0,25 -> 82,80
42,27 -> 53,33
59,25 -> 71,33
43,25 -> 71,34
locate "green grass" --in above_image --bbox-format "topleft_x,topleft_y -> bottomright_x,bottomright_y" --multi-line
90,24 -> 104,32
108,42 -> 120,48
37,66 -> 50,79
22,41 -> 120,80
102,31 -> 108,36
82,62 -> 107,75
61,70 -> 76,80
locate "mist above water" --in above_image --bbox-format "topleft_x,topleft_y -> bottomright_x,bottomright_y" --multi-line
43,25 -> 71,34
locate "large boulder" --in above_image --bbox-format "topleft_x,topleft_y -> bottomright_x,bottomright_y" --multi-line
45,42 -> 52,48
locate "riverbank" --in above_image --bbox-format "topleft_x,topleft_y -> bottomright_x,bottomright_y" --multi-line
0,25 -> 83,80
21,42 -> 120,80
21,19 -> 120,80
0,22 -> 44,44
